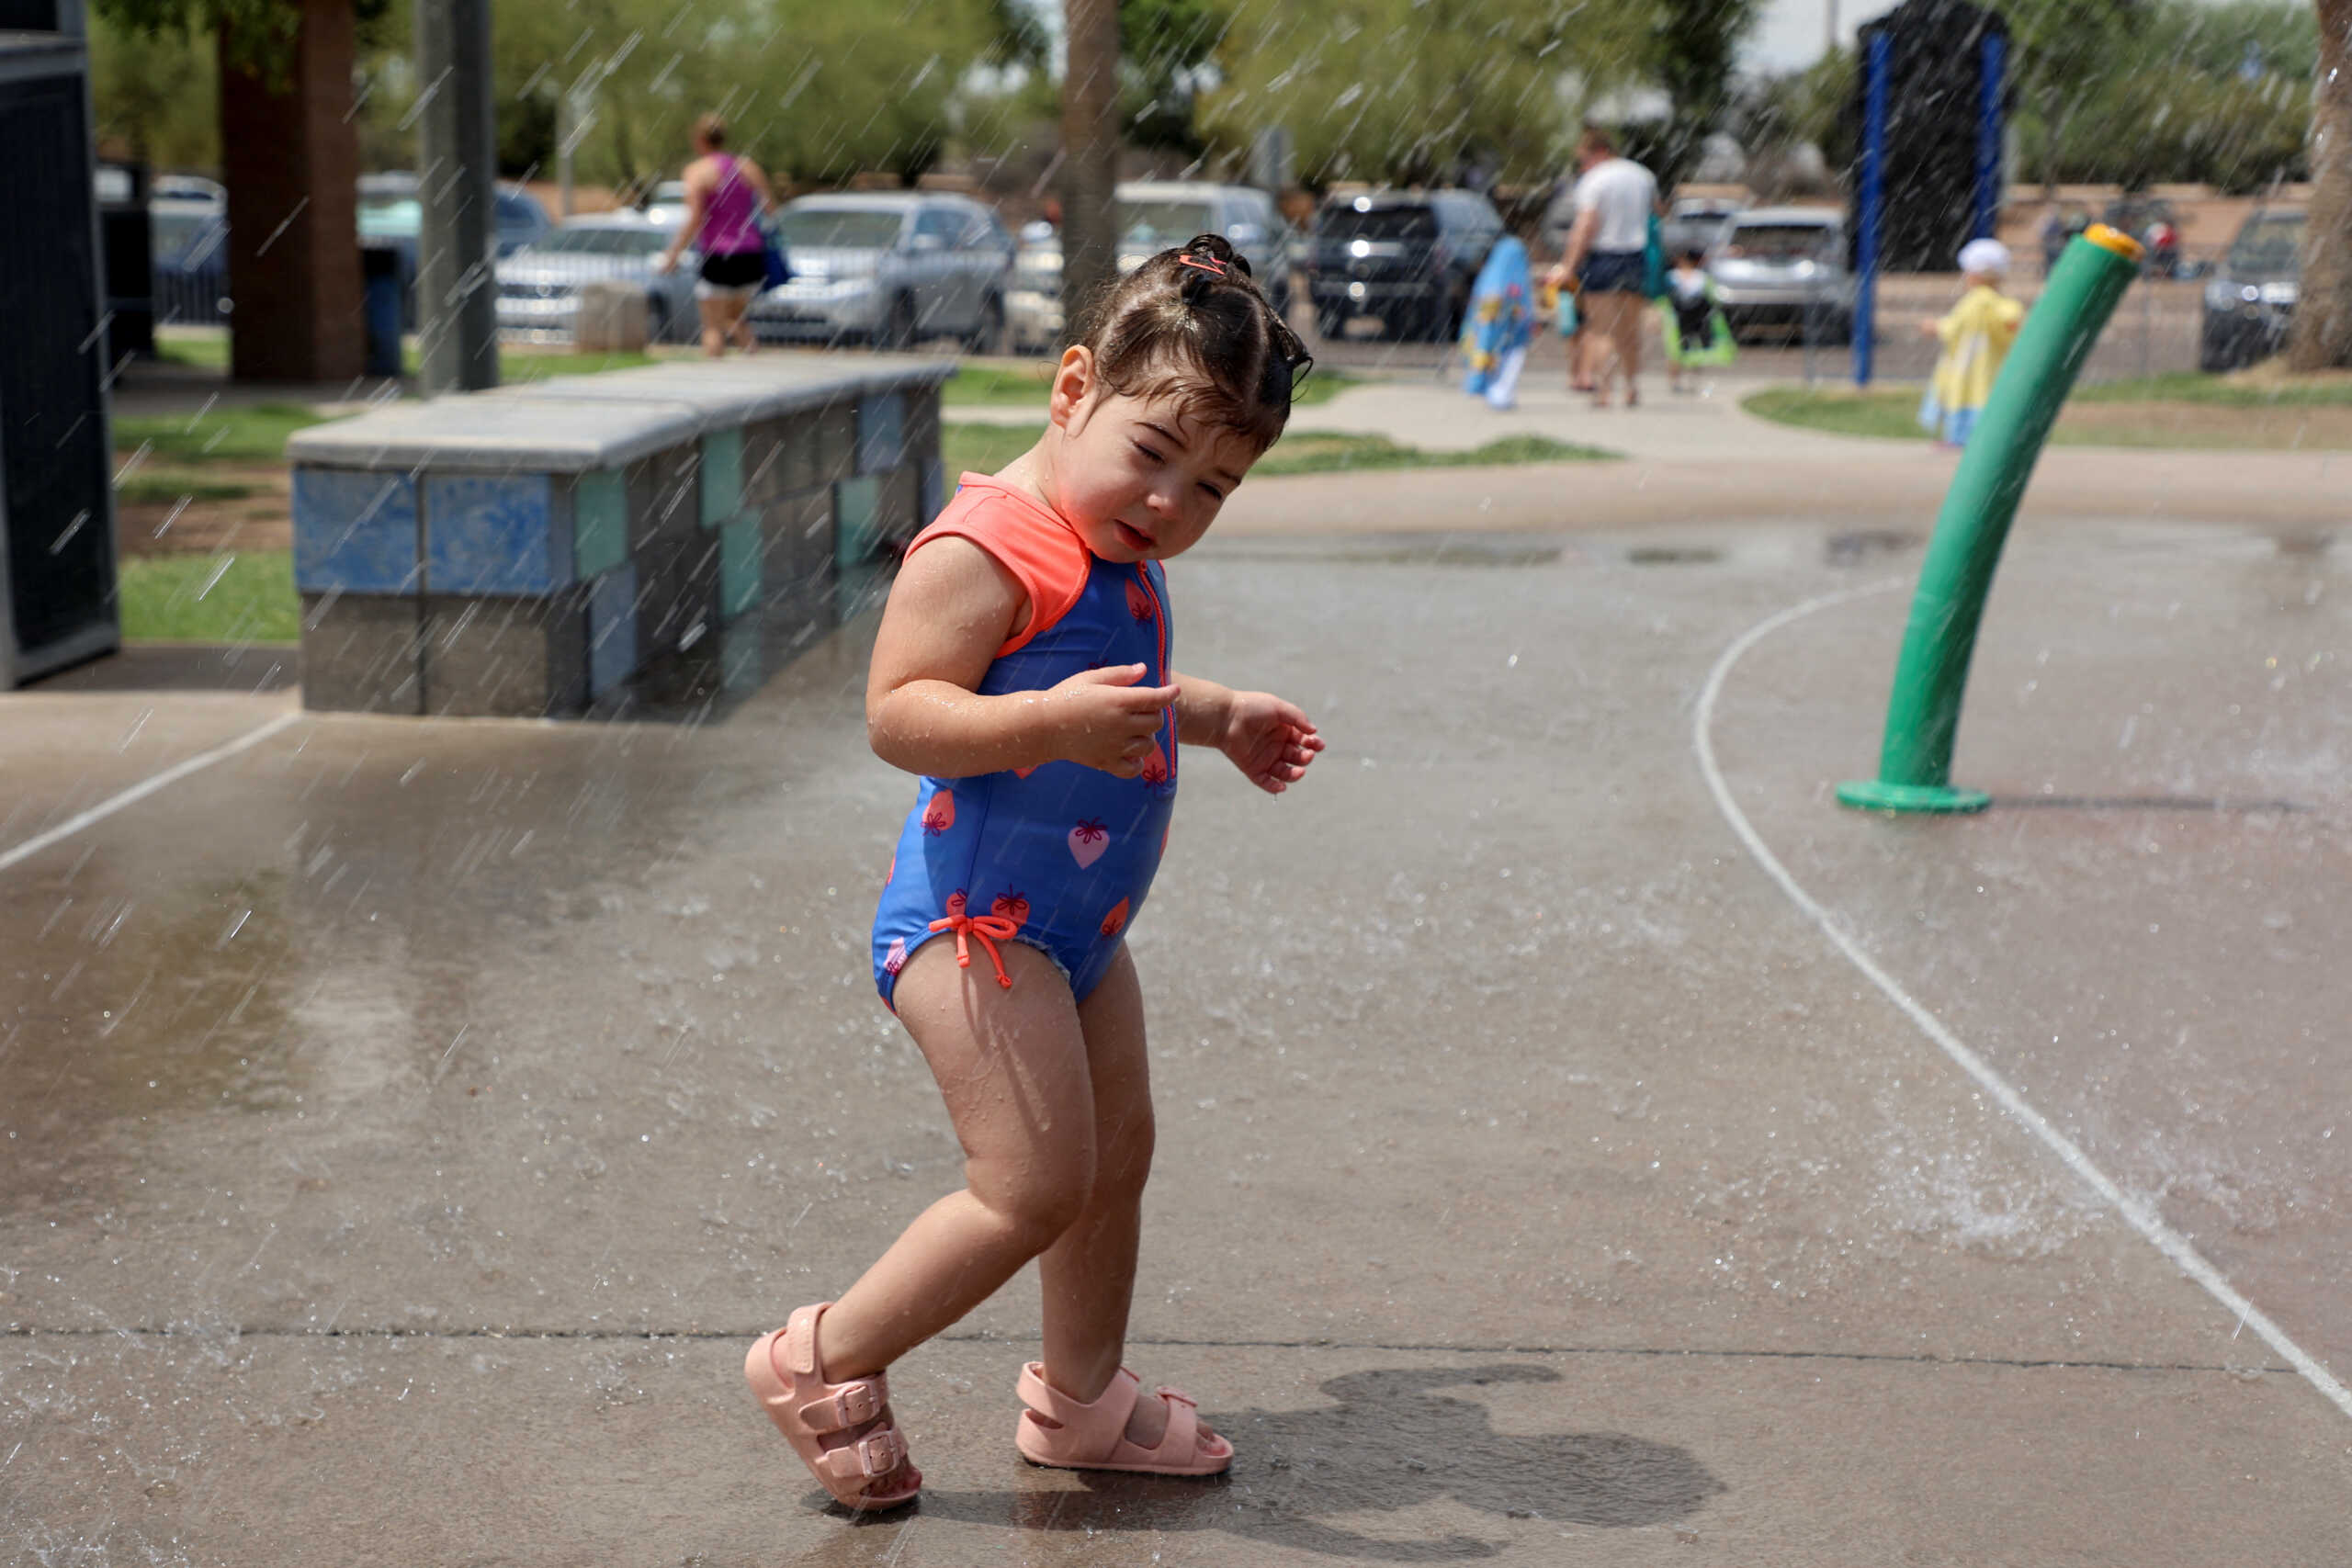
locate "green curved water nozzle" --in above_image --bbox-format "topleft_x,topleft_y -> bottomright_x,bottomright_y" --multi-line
1837,226 -> 2145,815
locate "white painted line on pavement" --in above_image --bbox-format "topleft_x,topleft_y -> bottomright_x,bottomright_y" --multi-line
1695,581 -> 2352,1424
0,712 -> 302,877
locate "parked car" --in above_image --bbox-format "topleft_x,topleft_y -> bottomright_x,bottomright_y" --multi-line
1306,188 -> 1504,342
1661,196 -> 1743,260
1705,207 -> 1854,344
639,179 -> 691,231
359,173 -> 554,326
1006,233 -> 1064,355
151,174 -> 226,206
2200,208 -> 2304,372
1005,180 -> 1295,354
495,215 -> 700,344
748,193 -> 1013,349
150,193 -> 229,326
358,172 -> 551,256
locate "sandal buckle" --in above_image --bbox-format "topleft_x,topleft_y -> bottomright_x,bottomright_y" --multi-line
855,1428 -> 906,1477
833,1381 -> 883,1427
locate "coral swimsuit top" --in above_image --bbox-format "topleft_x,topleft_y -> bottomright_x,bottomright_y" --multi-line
869,477 -> 1177,1008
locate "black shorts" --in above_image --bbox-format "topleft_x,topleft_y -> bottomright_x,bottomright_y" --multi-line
698,250 -> 765,290
1577,250 -> 1647,295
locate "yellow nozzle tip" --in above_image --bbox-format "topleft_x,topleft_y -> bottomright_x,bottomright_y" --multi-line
2083,223 -> 2145,262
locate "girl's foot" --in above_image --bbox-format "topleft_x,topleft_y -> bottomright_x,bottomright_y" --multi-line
1013,1363 -> 1234,1476
745,1303 -> 922,1511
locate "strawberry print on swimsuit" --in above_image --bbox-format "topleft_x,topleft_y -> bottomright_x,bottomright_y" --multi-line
871,477 -> 1176,1007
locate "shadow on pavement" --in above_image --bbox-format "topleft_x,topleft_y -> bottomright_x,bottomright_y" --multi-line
790,1365 -> 1720,1562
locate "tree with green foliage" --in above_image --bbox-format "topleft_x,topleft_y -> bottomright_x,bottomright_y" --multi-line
86,10 -> 220,169
1123,0 -> 1227,152
1200,0 -> 1647,189
1642,0 -> 1760,190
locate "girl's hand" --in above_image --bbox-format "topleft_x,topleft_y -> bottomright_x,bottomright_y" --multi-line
1218,691 -> 1324,794
1044,664 -> 1182,777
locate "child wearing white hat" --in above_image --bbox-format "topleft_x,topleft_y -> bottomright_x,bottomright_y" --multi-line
1917,238 -> 2026,446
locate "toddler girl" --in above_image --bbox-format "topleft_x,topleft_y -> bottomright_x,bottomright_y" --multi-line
745,233 -> 1323,1510
1918,238 -> 2026,446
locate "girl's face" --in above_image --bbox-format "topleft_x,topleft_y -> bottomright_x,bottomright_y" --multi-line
1044,348 -> 1261,563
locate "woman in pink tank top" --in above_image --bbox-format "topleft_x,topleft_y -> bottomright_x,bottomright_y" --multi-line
658,113 -> 777,357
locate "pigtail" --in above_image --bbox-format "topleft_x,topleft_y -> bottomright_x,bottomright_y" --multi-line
1080,231 -> 1312,453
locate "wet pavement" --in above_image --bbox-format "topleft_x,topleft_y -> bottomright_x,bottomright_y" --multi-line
6,512 -> 2350,1562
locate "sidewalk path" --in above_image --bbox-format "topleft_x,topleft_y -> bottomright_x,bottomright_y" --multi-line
5,512 -> 2348,1563
949,376 -> 2352,533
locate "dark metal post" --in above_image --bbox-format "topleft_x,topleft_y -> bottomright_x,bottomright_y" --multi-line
414,0 -> 498,393
1973,30 -> 2006,243
1852,29 -> 1888,387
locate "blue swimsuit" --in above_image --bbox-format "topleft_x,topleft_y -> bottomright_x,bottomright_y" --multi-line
871,477 -> 1177,1008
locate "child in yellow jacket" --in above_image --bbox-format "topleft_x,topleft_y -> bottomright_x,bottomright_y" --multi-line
1917,238 -> 2026,447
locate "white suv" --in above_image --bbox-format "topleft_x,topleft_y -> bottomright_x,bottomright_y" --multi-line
750,193 -> 1016,350
1009,182 -> 1295,354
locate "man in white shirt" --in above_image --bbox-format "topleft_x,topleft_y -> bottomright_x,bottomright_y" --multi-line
1546,127 -> 1659,408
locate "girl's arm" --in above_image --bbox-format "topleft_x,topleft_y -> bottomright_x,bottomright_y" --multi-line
658,171 -> 708,273
746,159 -> 778,217
867,538 -> 1178,779
1171,671 -> 1324,795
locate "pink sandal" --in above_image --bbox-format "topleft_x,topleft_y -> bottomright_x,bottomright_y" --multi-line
1013,1362 -> 1234,1476
744,1303 -> 922,1510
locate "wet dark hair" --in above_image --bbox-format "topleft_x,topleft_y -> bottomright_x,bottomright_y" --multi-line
1074,232 -> 1312,457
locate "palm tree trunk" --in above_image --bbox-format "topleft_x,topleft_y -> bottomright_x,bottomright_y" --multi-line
1059,0 -> 1120,349
2286,0 -> 2352,369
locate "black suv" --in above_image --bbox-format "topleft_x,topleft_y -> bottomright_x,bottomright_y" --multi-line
1307,189 -> 1503,343
2200,208 -> 2304,372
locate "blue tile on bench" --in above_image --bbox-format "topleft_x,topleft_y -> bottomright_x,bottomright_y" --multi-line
293,468 -> 420,594
425,473 -> 573,596
856,392 -> 905,474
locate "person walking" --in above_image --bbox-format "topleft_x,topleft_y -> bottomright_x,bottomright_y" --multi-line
656,113 -> 776,358
1544,126 -> 1658,409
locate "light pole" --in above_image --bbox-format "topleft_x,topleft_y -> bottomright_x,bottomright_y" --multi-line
414,0 -> 499,393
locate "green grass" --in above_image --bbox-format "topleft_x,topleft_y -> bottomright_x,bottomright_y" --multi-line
113,403 -> 329,464
1747,373 -> 2352,445
118,550 -> 300,645
1742,388 -> 1927,440
942,422 -> 1613,479
1253,431 -> 1613,474
2071,372 -> 2352,407
941,363 -> 1356,408
151,330 -> 655,385
155,331 -> 230,370
116,470 -> 262,505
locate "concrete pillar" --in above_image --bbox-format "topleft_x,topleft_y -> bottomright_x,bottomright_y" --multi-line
217,0 -> 363,383
413,0 -> 500,394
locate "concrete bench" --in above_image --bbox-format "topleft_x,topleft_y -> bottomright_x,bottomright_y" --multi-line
285,356 -> 952,717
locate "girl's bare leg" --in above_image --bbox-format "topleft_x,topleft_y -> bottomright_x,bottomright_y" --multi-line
696,295 -> 730,358
1609,291 -> 1642,403
723,292 -> 757,354
816,939 -> 1098,1380
1034,944 -> 1193,1448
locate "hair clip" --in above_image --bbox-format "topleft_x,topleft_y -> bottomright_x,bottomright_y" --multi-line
1177,254 -> 1229,278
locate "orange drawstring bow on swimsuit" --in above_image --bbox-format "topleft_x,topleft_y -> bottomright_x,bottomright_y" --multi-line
928,911 -> 1019,988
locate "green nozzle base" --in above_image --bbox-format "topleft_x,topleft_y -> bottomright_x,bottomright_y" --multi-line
1836,779 -> 1992,815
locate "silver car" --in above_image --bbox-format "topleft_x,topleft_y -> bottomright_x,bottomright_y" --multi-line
750,193 -> 1014,350
1007,181 -> 1295,354
493,216 -> 702,344
1706,208 -> 1855,344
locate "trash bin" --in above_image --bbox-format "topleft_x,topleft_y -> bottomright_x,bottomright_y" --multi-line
361,244 -> 403,376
